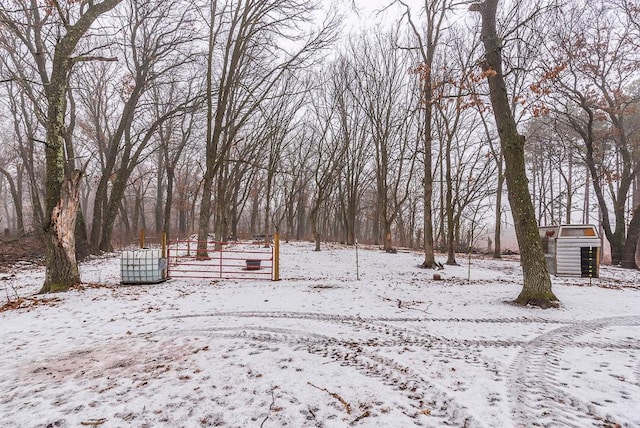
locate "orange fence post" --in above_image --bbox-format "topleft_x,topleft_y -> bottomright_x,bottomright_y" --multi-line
139,229 -> 145,248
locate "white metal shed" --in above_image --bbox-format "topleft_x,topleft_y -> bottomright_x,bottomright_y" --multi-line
540,224 -> 601,278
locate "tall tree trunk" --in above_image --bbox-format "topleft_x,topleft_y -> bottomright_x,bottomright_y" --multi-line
41,171 -> 82,293
311,206 -> 321,251
384,222 -> 393,252
494,167 -> 504,258
403,0 -> 444,268
132,184 -> 141,235
437,138 -> 445,249
40,54 -> 80,293
90,177 -> 108,253
445,133 -> 456,265
621,203 -> 640,269
215,165 -> 231,246
565,146 -> 573,224
474,0 -> 557,307
155,153 -> 165,234
346,195 -> 356,246
296,192 -> 306,241
585,138 -> 628,265
250,187 -> 260,235
119,199 -> 131,236
163,166 -> 176,239
197,0 -> 217,258
75,206 -> 90,262
0,167 -> 24,236
15,169 -> 24,235
40,2 -> 122,290
99,171 -> 127,252
264,173 -> 272,247
41,45 -> 80,292
422,103 -> 436,267
286,197 -> 295,243
583,165 -> 590,224
179,209 -> 188,235
373,188 -> 382,246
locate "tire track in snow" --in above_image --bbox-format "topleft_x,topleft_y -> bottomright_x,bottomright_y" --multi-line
161,313 -> 498,427
508,315 -> 640,427
169,310 -> 569,325
159,311 -> 639,427
160,325 -> 479,427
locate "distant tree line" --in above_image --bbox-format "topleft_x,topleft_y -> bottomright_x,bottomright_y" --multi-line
0,0 -> 638,294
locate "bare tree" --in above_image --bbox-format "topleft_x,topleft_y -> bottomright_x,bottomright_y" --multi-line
534,1 -> 640,266
279,127 -> 314,242
348,29 -> 418,252
81,0 -> 199,252
329,53 -> 372,247
154,84 -> 199,239
471,0 -> 558,307
1,0 -> 123,292
524,115 -> 585,226
478,108 -> 505,258
257,76 -> 310,241
0,90 -> 28,236
197,0 -> 337,256
0,160 -> 24,236
428,31 -> 490,264
397,0 -> 453,268
308,72 -> 346,251
0,34 -> 48,232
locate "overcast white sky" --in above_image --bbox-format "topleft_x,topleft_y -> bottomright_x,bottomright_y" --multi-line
330,0 -> 475,36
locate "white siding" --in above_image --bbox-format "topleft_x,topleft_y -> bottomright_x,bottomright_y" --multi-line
555,237 -> 600,277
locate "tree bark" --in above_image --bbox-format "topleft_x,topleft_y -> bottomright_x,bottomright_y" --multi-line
401,0 -> 446,268
494,167 -> 504,258
474,0 -> 558,307
0,167 -> 24,235
75,206 -> 90,262
163,167 -> 175,239
296,193 -> 306,240
621,203 -> 640,269
421,85 -> 436,268
311,207 -> 321,251
38,0 -> 122,293
445,128 -> 456,265
41,170 -> 82,293
155,152 -> 165,234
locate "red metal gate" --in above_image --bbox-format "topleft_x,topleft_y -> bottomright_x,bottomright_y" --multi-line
166,240 -> 275,280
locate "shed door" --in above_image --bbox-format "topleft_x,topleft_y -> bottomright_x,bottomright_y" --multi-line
580,247 -> 599,278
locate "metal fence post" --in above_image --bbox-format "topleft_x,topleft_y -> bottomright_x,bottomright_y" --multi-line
219,241 -> 223,278
273,231 -> 280,281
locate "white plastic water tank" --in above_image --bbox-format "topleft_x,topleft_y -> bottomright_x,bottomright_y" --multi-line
121,249 -> 167,284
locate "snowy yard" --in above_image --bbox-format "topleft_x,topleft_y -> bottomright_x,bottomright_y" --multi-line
1,242 -> 639,427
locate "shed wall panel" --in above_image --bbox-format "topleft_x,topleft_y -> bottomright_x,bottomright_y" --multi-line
555,238 -> 600,276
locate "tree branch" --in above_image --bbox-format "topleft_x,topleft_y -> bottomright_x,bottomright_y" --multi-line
71,55 -> 118,63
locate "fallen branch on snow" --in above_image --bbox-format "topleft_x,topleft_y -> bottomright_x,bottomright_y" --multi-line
260,385 -> 278,428
80,419 -> 107,426
308,381 -> 352,414
351,410 -> 371,424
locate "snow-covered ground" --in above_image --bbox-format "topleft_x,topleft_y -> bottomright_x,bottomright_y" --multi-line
1,242 -> 638,427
